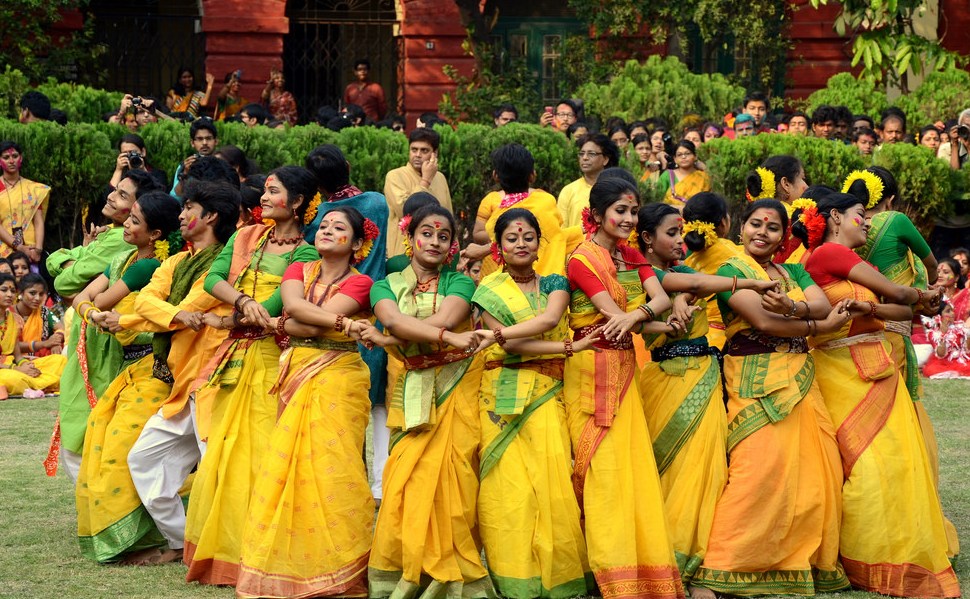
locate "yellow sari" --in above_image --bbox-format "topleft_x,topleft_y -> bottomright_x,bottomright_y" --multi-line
684,238 -> 740,350
185,226 -> 313,586
808,257 -> 960,597
565,241 -> 684,599
0,177 -> 49,258
693,254 -> 848,596
237,262 -> 374,598
662,170 -> 711,207
0,313 -> 63,395
76,354 -> 172,562
638,267 -> 726,587
478,190 -> 577,279
473,272 -> 590,598
368,267 -> 494,598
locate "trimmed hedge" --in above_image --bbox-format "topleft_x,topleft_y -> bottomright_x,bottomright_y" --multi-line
0,118 -> 579,250
697,134 -> 964,234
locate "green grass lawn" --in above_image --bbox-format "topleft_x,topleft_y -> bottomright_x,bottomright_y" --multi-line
0,381 -> 967,598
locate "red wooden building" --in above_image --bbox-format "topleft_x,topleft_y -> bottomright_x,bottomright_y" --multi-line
78,0 -> 969,126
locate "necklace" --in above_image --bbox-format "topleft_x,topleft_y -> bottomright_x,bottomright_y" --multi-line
269,229 -> 303,245
414,272 -> 441,314
308,264 -> 352,305
508,269 -> 537,284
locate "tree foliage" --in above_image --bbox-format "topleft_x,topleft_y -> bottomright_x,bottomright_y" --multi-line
577,57 -> 746,126
801,73 -> 890,120
0,0 -> 103,84
810,0 -> 964,93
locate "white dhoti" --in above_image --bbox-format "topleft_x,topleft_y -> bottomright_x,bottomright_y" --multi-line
370,403 -> 389,500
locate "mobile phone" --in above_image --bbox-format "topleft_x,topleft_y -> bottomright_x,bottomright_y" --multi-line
544,106 -> 554,115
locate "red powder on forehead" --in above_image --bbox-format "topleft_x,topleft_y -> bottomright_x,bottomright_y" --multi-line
433,220 -> 441,229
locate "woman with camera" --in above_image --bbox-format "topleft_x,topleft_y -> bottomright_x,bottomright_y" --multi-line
109,134 -> 167,190
0,141 -> 48,264
214,70 -> 246,121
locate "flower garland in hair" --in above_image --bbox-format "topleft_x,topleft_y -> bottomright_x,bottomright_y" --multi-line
795,198 -> 827,250
447,239 -> 460,264
490,241 -> 504,266
304,192 -> 323,226
250,206 -> 264,224
682,221 -> 718,249
154,230 -> 184,261
581,207 -> 599,235
746,167 -> 776,202
841,169 -> 884,210
353,218 -> 380,264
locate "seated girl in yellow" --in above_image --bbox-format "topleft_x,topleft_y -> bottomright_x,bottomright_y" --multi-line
0,273 -> 63,396
15,273 -> 64,358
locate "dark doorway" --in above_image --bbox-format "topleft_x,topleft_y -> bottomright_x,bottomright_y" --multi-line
284,0 -> 398,123
87,0 -> 205,99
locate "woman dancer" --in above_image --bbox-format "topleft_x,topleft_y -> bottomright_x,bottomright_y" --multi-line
794,194 -> 959,597
692,199 -> 851,596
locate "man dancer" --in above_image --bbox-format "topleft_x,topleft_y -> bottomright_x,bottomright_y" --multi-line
125,182 -> 240,564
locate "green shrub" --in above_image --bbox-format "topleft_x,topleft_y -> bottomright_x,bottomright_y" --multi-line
0,118 -> 116,251
801,73 -> 889,121
697,134 -> 958,235
36,80 -> 124,125
895,68 -> 970,126
577,57 -> 746,127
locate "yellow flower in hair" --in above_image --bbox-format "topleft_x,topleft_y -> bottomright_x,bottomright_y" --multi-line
755,167 -> 776,200
304,192 -> 323,226
790,198 -> 817,213
841,170 -> 885,210
154,239 -> 170,261
682,221 -> 719,249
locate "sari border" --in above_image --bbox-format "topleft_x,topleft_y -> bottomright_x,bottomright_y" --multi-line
594,564 -> 684,599
236,551 -> 369,598
841,556 -> 961,598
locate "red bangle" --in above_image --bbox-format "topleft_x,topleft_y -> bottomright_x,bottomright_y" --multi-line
493,327 -> 507,347
867,301 -> 877,317
276,314 -> 289,336
438,327 -> 447,343
564,338 -> 574,357
334,314 -> 344,332
914,288 -> 924,305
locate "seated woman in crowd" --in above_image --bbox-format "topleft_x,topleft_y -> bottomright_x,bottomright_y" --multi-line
0,272 -> 64,397
15,273 -> 64,358
922,302 -> 970,379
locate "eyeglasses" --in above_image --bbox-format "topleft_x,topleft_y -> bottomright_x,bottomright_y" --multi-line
578,151 -> 602,158
556,113 -> 575,119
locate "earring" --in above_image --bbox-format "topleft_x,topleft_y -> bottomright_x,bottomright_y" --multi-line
646,242 -> 654,254
737,234 -> 743,244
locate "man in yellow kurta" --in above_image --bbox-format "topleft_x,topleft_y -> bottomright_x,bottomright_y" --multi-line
383,128 -> 452,257
123,182 -> 239,564
557,133 -> 618,228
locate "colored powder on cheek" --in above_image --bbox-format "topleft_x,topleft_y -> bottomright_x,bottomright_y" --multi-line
851,217 -> 862,227
338,236 -> 348,245
609,218 -> 617,226
416,239 -> 422,249
186,215 -> 198,230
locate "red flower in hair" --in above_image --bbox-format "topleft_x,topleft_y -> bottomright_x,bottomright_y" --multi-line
490,241 -> 504,266
581,207 -> 599,235
398,215 -> 411,234
801,206 -> 827,250
251,206 -> 264,224
447,239 -> 460,263
363,218 -> 380,241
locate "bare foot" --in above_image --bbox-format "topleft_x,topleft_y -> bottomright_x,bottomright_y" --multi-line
689,585 -> 717,599
145,548 -> 183,565
120,548 -> 162,566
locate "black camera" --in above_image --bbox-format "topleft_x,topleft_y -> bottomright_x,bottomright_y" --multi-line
958,125 -> 970,141
661,131 -> 676,169
131,96 -> 143,106
126,150 -> 144,169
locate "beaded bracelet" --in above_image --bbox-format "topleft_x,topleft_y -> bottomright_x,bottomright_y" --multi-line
276,314 -> 289,336
563,338 -> 574,357
493,327 -> 507,347
333,314 -> 345,332
867,301 -> 877,318
914,288 -> 924,305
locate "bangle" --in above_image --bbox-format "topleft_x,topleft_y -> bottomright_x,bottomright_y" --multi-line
438,327 -> 448,344
914,288 -> 924,305
276,314 -> 289,336
232,311 -> 243,326
493,327 -> 507,347
15,358 -> 28,366
867,301 -> 877,317
785,298 -> 798,318
668,322 -> 679,335
798,300 -> 809,319
30,341 -> 36,353
234,294 -> 252,312
82,306 -> 98,323
731,275 -> 738,294
334,314 -> 345,332
564,338 -> 574,357
639,304 -> 656,322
